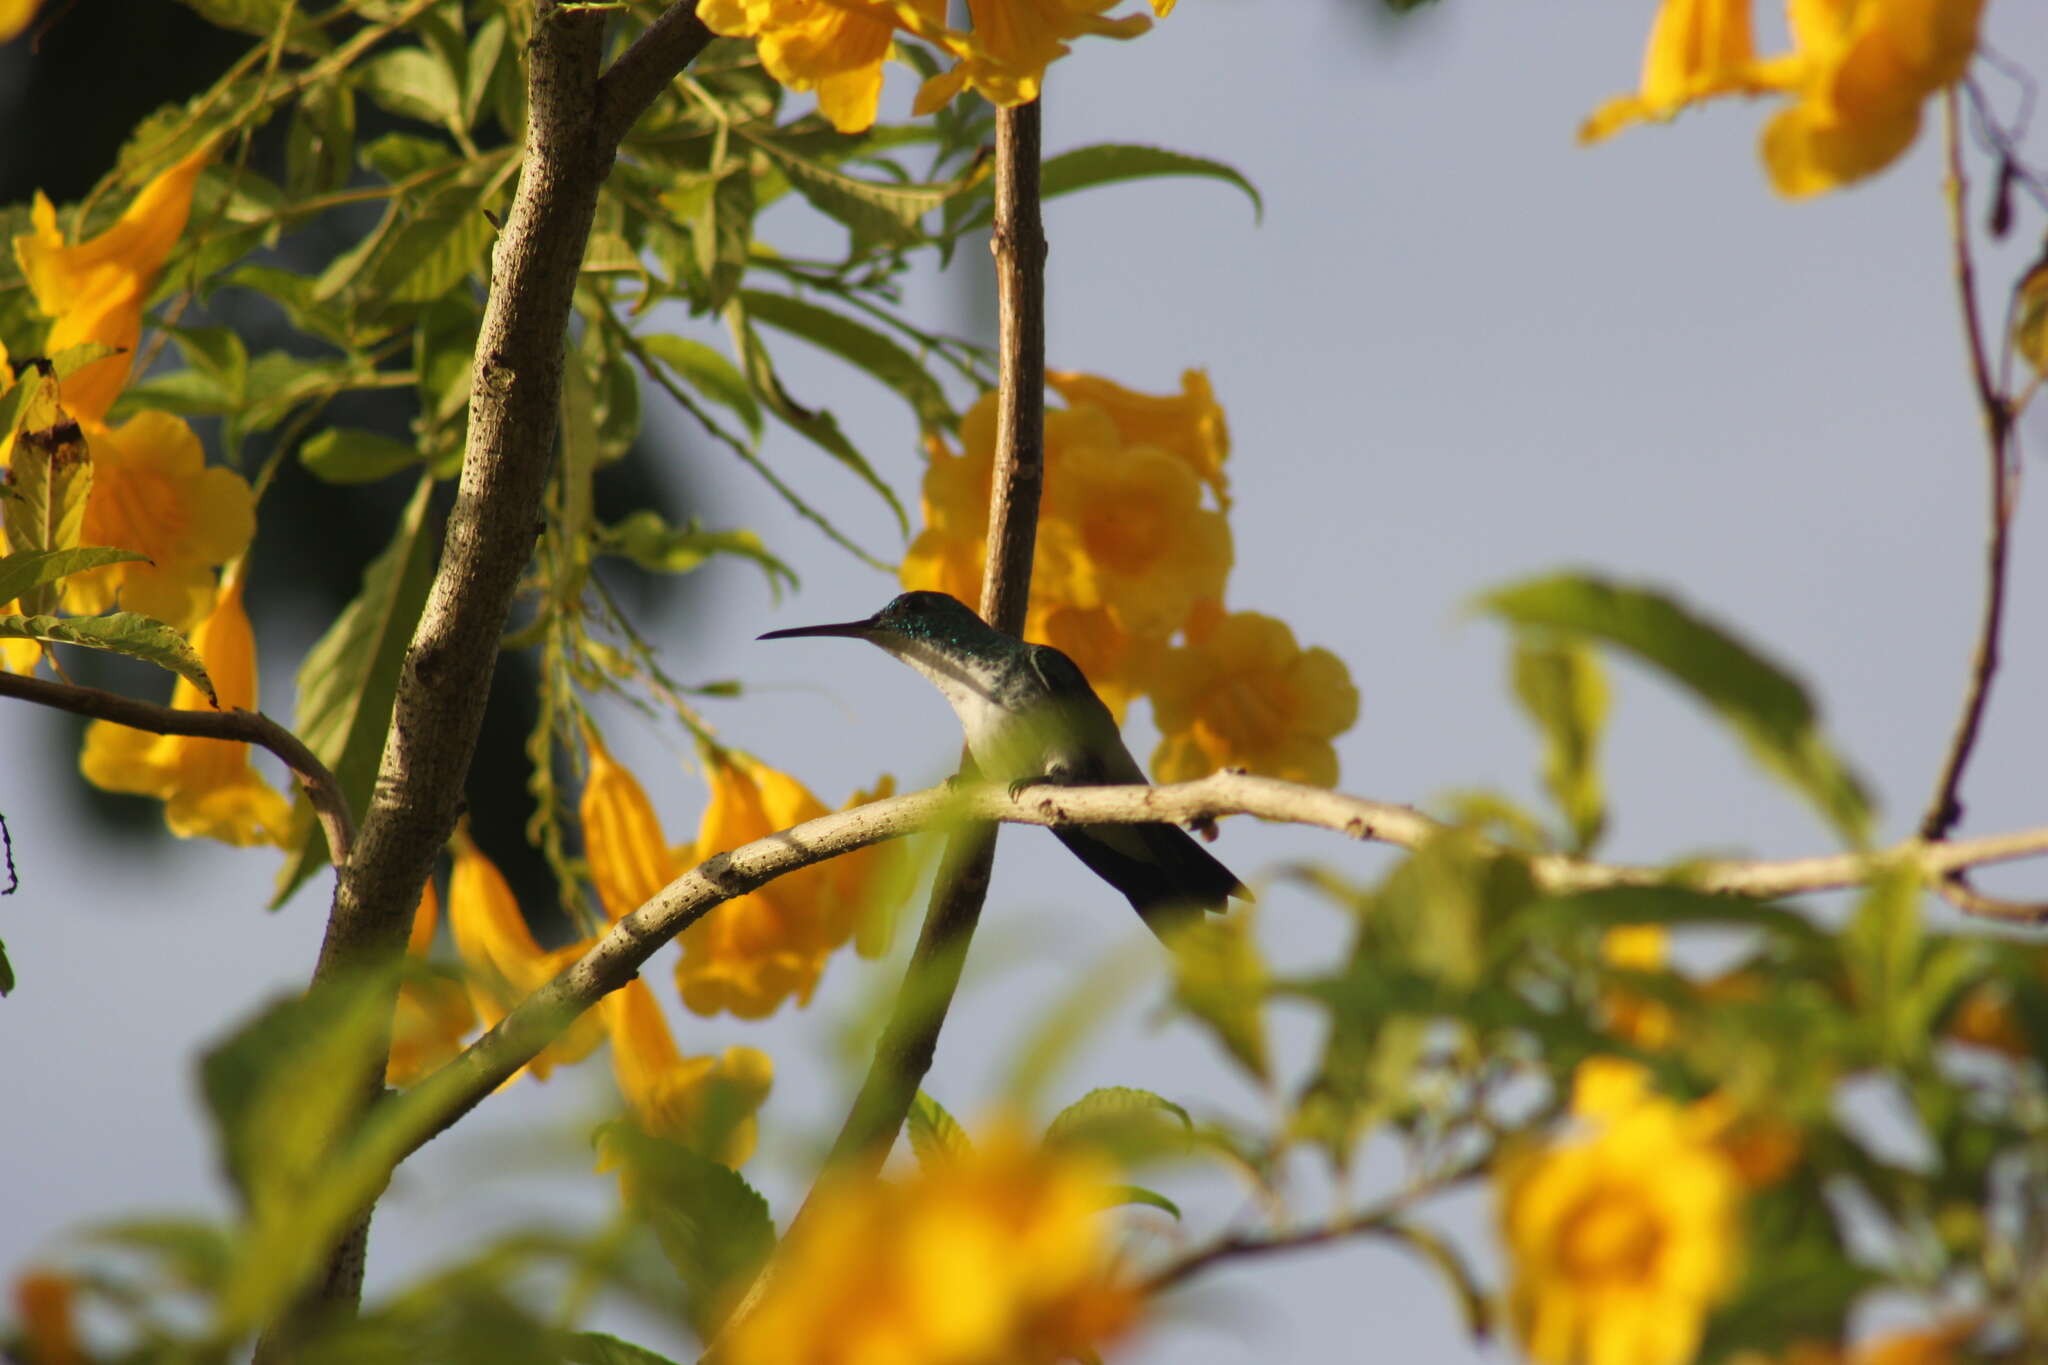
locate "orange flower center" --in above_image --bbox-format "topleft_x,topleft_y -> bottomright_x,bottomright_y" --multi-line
1081,498 -> 1167,576
90,462 -> 191,564
1211,672 -> 1289,749
1557,1188 -> 1665,1283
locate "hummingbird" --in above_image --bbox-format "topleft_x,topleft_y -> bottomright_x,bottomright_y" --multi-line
760,590 -> 1250,938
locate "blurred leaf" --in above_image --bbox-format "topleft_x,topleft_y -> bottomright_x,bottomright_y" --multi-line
1168,911 -> 1269,1082
79,1218 -> 236,1293
959,142 -> 1261,233
1106,1185 -> 1181,1220
0,547 -> 147,606
2015,260 -> 2048,378
563,1334 -> 685,1365
273,478 -> 438,907
1841,866 -> 1924,1064
362,46 -> 465,130
602,1125 -> 775,1337
1481,574 -> 1872,846
0,613 -> 214,702
1511,638 -> 1608,852
596,510 -> 796,595
0,937 -> 11,996
741,290 -> 953,435
639,333 -> 761,437
463,14 -> 510,130
287,82 -> 357,199
299,427 -> 426,484
908,1090 -> 972,1168
1046,1087 -> 1191,1164
1382,1220 -> 1491,1341
362,130 -> 454,184
174,0 -> 326,44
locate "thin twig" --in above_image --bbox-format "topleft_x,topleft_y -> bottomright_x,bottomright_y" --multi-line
1921,92 -> 2019,842
0,670 -> 353,864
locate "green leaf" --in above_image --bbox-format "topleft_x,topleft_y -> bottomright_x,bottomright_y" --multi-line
1841,866 -> 1924,1065
80,1218 -> 236,1292
173,0 -> 326,46
117,368 -> 243,417
286,81 -> 357,199
360,131 -> 455,184
741,290 -> 954,435
1045,1087 -> 1191,1156
698,164 -> 754,315
4,366 -> 92,615
361,46 -> 464,130
599,1125 -> 776,1337
272,479 -> 437,907
958,143 -> 1262,233
1106,1185 -> 1181,1220
0,613 -> 214,703
596,510 -> 796,595
0,547 -> 148,607
463,14 -> 509,131
907,1090 -> 973,1169
728,305 -> 908,535
1481,574 -> 1873,846
1511,638 -> 1609,853
372,200 -> 496,304
639,333 -> 761,437
299,427 -> 425,484
1169,912 -> 1270,1082
562,1333 -> 686,1365
750,137 -> 952,245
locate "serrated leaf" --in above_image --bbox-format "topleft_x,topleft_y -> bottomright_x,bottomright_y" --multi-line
1481,574 -> 1873,846
4,367 -> 92,615
1045,1087 -> 1191,1154
361,46 -> 464,130
0,547 -> 147,606
958,143 -> 1262,234
596,510 -> 795,595
272,479 -> 437,907
727,305 -> 907,534
600,1125 -> 775,1337
299,427 -> 425,484
907,1090 -> 972,1169
1512,638 -> 1609,853
562,1333 -> 686,1365
640,333 -> 760,436
751,137 -> 952,245
0,613 -> 213,702
741,290 -> 953,434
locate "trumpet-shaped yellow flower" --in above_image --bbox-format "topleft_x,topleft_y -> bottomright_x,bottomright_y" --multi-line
701,0 -> 945,133
601,976 -> 773,1165
13,148 -> 209,423
0,0 -> 44,43
1047,368 -> 1231,508
1580,0 -> 1763,143
1572,1057 -> 1803,1190
724,1123 -> 1139,1365
673,750 -> 896,1018
1502,1074 -> 1743,1365
912,0 -> 1174,112
80,566 -> 293,847
387,879 -> 479,1088
446,829 -> 604,1081
580,727 -> 682,921
62,409 -> 256,631
1150,611 -> 1358,788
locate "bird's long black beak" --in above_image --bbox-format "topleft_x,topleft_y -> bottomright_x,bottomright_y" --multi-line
757,616 -> 878,642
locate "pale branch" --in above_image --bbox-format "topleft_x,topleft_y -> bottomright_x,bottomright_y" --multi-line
0,670 -> 353,864
270,1 -> 721,1348
1921,92 -> 2019,843
376,774 -> 2048,1174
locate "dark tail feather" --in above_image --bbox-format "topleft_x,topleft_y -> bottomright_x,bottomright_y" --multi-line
1051,822 -> 1250,941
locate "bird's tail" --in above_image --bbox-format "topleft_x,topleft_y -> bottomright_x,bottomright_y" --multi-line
1051,822 -> 1251,941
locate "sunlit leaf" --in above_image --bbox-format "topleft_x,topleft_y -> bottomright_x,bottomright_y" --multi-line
907,1090 -> 972,1169
299,427 -> 426,484
1511,638 -> 1609,853
596,510 -> 796,595
1168,911 -> 1269,1082
600,1125 -> 775,1337
741,290 -> 954,435
639,332 -> 761,437
0,547 -> 148,607
0,613 -> 214,703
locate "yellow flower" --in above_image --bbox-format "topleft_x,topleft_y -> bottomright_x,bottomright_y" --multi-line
79,565 -> 293,847
912,0 -> 1173,112
1572,1056 -> 1802,1190
674,749 -> 898,1017
702,0 -> 945,133
0,0 -> 44,43
724,1123 -> 1139,1365
446,828 -> 604,1081
601,976 -> 773,1165
60,409 -> 256,631
1580,0 -> 1764,143
13,148 -> 209,423
1601,925 -> 1676,1050
387,879 -> 479,1088
1150,611 -> 1358,787
1502,1075 -> 1743,1365
1856,1322 -> 1976,1365
1047,367 -> 1231,508
1,596 -> 39,676
580,726 -> 682,921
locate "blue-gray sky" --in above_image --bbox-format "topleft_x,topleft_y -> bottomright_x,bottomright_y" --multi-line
6,2 -> 2047,1360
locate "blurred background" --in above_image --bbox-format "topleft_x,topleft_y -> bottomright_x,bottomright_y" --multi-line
4,1 -> 2047,1359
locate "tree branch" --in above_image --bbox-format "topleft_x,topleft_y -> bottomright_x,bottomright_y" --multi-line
263,2 -> 721,1350
1921,91 -> 2019,842
0,670 -> 353,864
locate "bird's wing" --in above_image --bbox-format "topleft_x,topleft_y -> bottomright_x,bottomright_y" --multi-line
1024,645 -> 1149,785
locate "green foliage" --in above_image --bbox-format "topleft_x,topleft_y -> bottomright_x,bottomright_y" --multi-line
0,546 -> 148,607
1482,573 -> 1874,846
598,1125 -> 776,1338
1510,638 -> 1609,853
908,1089 -> 973,1167
0,612 -> 215,701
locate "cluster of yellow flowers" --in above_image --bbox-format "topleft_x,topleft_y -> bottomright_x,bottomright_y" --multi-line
1584,0 -> 1988,197
700,0 -> 1176,134
722,1125 -> 1139,1365
3,152 -> 287,846
903,373 -> 1360,788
